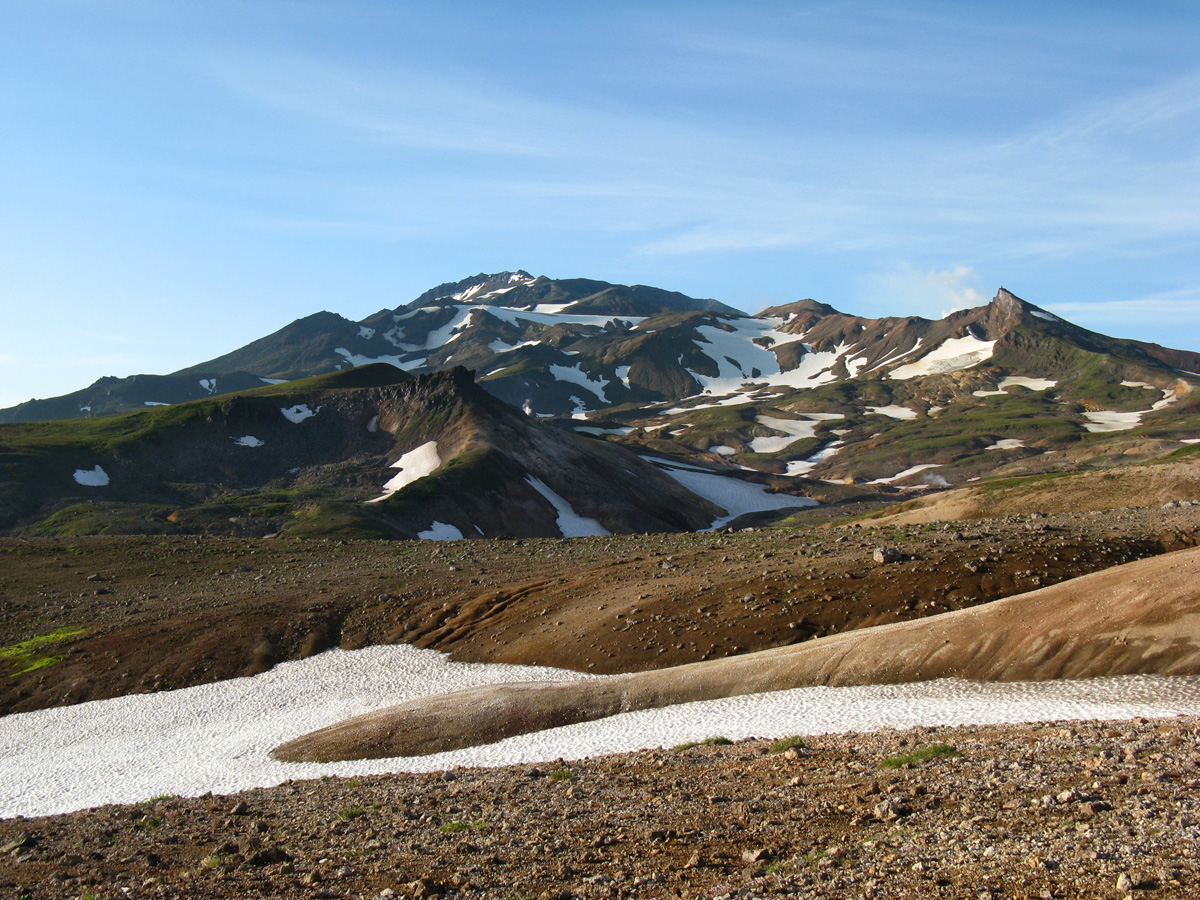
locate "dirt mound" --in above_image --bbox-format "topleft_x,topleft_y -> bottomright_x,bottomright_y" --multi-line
865,459 -> 1200,525
275,545 -> 1200,761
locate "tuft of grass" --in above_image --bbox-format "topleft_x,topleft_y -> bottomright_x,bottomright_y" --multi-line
336,806 -> 367,820
2,626 -> 87,677
439,818 -> 485,834
549,767 -> 574,781
674,736 -> 733,751
769,735 -> 807,754
881,743 -> 960,769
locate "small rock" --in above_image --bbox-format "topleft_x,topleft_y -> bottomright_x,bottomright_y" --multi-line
229,800 -> 250,816
1117,873 -> 1134,892
873,547 -> 901,564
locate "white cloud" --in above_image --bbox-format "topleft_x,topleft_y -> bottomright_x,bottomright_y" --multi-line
856,264 -> 989,321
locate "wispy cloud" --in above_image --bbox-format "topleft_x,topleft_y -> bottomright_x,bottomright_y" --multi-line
201,35 -> 1200,274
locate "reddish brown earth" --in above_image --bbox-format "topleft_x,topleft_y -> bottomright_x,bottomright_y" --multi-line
4,504 -> 1199,716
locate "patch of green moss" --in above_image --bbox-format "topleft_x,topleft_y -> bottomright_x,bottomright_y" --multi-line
2,627 -> 87,677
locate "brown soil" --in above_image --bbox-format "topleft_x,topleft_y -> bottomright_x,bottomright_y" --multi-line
3,717 -> 1198,899
4,505 -> 1200,716
275,544 -> 1200,762
862,459 -> 1200,526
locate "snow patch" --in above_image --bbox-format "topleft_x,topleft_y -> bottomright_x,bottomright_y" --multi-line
867,405 -> 918,420
418,522 -> 464,541
232,436 -> 265,448
575,425 -> 634,437
72,465 -> 109,487
280,404 -> 319,424
868,464 -> 943,485
199,378 -> 217,394
785,441 -> 844,476
748,413 -> 843,454
549,364 -> 611,403
367,441 -> 441,502
524,477 -> 611,537
488,338 -> 541,354
259,377 -> 287,385
367,415 -> 378,433
143,401 -> 169,407
985,439 -> 1025,451
647,457 -> 817,529
1030,309 -> 1059,322
709,445 -> 737,456
888,335 -> 997,380
6,647 -> 1196,819
975,376 -> 1059,397
335,347 -> 414,370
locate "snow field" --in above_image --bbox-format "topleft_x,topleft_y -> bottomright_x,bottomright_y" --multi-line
2,644 -> 1198,820
367,441 -> 442,503
748,413 -> 843,454
648,457 -> 817,529
525,476 -> 611,537
888,335 -> 997,380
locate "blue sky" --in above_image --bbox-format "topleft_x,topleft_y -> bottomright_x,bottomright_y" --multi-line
2,0 -> 1199,409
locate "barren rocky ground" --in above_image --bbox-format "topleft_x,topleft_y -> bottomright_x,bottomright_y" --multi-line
3,716 -> 1198,899
5,475 -> 1200,900
3,503 -> 1200,716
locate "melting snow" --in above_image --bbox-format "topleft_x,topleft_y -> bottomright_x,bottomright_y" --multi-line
72,466 -> 109,487
575,425 -> 634,437
4,644 -> 1198,819
985,439 -> 1026,451
1083,387 -> 1182,432
281,404 -> 319,424
367,441 -> 442,503
868,405 -> 918,420
888,335 -> 997,380
418,522 -> 464,541
1082,410 -> 1148,433
524,477 -> 611,537
358,325 -> 376,339
232,436 -> 265,448
335,347 -> 414,370
614,365 -> 631,386
648,457 -> 817,529
488,338 -> 541,354
975,376 -> 1058,397
785,441 -> 845,476
868,464 -> 944,485
748,413 -> 844,454
549,364 -> 611,403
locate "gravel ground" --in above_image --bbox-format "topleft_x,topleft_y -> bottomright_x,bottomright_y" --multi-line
2,715 -> 1198,899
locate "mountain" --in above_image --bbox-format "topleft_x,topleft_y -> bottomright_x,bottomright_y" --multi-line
0,272 -> 738,423
0,363 -> 849,539
2,273 -> 1198,539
